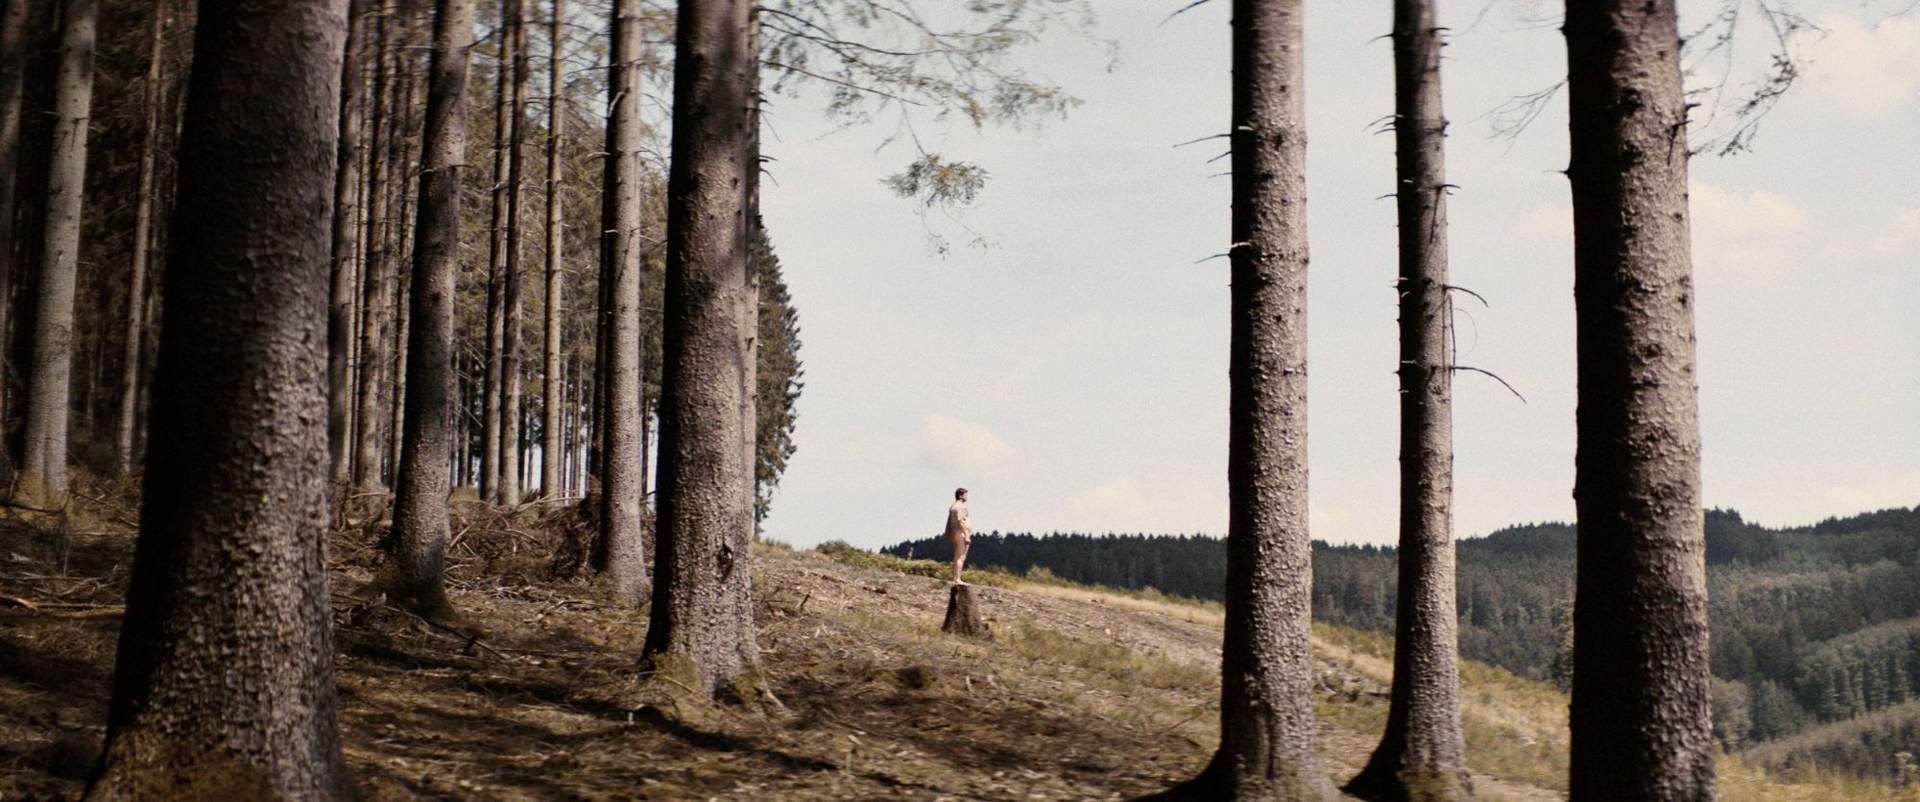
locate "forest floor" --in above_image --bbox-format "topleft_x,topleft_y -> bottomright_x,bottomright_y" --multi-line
0,481 -> 1894,801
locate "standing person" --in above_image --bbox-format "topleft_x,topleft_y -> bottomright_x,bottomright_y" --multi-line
946,487 -> 972,584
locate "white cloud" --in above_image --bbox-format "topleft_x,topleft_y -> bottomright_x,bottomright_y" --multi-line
921,413 -> 1014,477
1874,207 -> 1920,255
1804,14 -> 1920,119
1821,471 -> 1920,515
1689,182 -> 1808,283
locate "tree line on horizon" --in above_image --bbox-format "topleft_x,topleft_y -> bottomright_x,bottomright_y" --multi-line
0,0 -> 1800,798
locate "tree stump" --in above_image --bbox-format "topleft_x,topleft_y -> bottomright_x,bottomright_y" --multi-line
942,584 -> 991,638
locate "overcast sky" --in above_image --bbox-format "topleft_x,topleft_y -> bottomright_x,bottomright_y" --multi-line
748,0 -> 1920,550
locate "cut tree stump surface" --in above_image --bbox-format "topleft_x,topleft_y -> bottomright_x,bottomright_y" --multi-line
942,584 -> 991,638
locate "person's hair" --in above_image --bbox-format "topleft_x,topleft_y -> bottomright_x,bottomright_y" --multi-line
955,487 -> 968,500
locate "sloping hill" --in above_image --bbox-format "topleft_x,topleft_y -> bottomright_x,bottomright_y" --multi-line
0,496 -> 1903,799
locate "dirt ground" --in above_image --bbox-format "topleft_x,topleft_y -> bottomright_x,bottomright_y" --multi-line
0,489 -> 1563,801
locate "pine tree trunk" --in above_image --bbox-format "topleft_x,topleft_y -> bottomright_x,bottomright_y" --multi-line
479,0 -> 513,504
112,5 -> 167,478
594,0 -> 647,606
84,4 -> 352,797
352,0 -> 397,491
1565,3 -> 1714,799
1347,2 -> 1469,799
329,0 -> 370,486
0,0 -> 34,435
540,0 -> 566,499
1164,1 -> 1329,798
643,0 -> 761,693
496,0 -> 527,506
386,0 -> 475,623
14,0 -> 98,509
386,27 -> 421,486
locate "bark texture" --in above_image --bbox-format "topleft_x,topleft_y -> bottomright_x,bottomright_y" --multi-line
1565,3 -> 1714,800
15,0 -> 98,509
352,0 -> 397,491
1167,1 -> 1329,798
0,0 -> 35,434
84,3 -> 351,798
479,0 -> 513,503
112,3 -> 167,478
1346,2 -> 1468,798
942,585 -> 990,638
643,0 -> 760,692
540,0 -> 565,499
495,0 -> 528,506
329,0 -> 370,485
385,0 -> 475,624
594,0 -> 647,606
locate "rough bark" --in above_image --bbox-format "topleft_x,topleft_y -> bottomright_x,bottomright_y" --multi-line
643,0 -> 760,693
539,0 -> 565,499
1160,1 -> 1329,798
478,0 -> 513,503
83,4 -> 351,798
941,585 -> 991,638
352,0 -> 397,491
1346,2 -> 1469,799
14,0 -> 98,509
594,0 -> 647,606
0,0 -> 35,433
385,0 -> 475,624
1565,2 -> 1714,800
112,3 -> 168,478
495,0 -> 528,506
329,0 -> 370,486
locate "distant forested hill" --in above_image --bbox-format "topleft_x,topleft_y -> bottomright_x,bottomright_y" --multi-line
883,506 -> 1920,782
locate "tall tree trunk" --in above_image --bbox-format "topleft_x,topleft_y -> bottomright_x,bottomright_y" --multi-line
479,0 -> 512,503
14,0 -> 98,509
352,0 -> 397,491
0,0 -> 34,434
112,3 -> 168,478
1565,2 -> 1714,799
84,3 -> 351,797
1346,2 -> 1468,799
387,26 -> 422,485
496,0 -> 527,506
643,0 -> 760,692
330,0 -> 370,486
385,0 -> 476,624
594,0 -> 646,605
1163,1 -> 1329,798
540,0 -> 565,499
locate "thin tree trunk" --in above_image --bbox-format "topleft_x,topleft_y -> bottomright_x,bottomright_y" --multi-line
540,0 -> 565,499
0,0 -> 35,435
594,0 -> 646,605
329,0 -> 370,486
387,26 -> 421,485
496,0 -> 527,506
1347,3 -> 1468,799
479,0 -> 512,503
84,4 -> 351,797
352,0 -> 397,491
643,0 -> 760,692
14,0 -> 99,509
1565,2 -> 1714,799
113,4 -> 168,478
386,0 -> 476,624
1161,1 -> 1328,798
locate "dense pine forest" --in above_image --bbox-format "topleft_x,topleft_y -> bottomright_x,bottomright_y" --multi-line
886,505 -> 1920,783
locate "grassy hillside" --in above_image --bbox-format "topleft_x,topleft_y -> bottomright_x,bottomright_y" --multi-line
885,506 -> 1920,787
0,488 -> 1910,799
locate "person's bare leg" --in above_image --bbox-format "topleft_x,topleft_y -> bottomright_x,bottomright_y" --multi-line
952,538 -> 971,584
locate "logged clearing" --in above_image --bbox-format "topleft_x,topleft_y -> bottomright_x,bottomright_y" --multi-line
0,489 -> 1894,800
